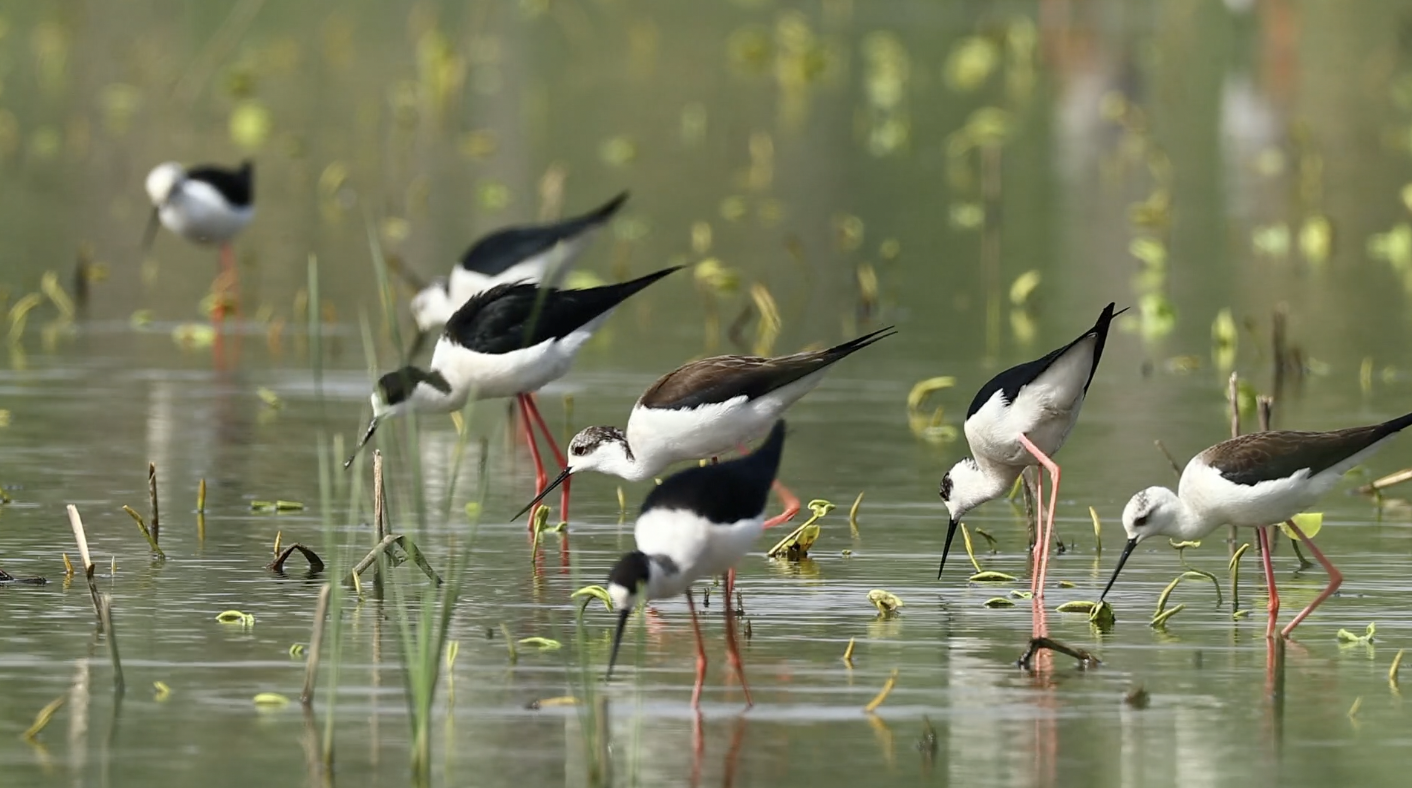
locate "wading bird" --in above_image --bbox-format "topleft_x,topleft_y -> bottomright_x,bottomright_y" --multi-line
604,419 -> 787,709
143,160 -> 254,316
345,266 -> 683,527
1102,411 -> 1412,639
512,327 -> 896,527
405,191 -> 629,357
938,302 -> 1125,600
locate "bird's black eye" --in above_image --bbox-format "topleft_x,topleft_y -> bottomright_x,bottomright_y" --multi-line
939,474 -> 953,500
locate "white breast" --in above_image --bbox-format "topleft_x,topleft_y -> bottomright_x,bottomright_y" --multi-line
160,182 -> 252,244
431,324 -> 601,402
634,507 -> 765,594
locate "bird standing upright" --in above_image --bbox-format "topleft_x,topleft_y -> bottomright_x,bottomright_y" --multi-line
1102,411 -> 1412,639
603,419 -> 788,709
143,160 -> 254,318
938,302 -> 1125,600
511,326 -> 896,528
405,191 -> 629,357
345,266 -> 683,527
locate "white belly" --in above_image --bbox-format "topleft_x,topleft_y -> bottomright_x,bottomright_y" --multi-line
161,185 -> 252,245
964,388 -> 1083,469
433,326 -> 600,401
635,508 -> 764,595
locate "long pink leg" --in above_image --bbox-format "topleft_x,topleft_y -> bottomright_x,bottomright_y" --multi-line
217,242 -> 239,320
722,568 -> 753,707
1016,434 -> 1060,599
1029,468 -> 1044,597
1280,519 -> 1343,639
521,393 -> 571,523
518,394 -> 548,533
1255,525 -> 1281,639
685,589 -> 708,709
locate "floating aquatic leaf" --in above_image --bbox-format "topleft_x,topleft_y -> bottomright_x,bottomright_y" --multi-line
906,376 -> 959,444
289,644 -> 306,658
250,500 -> 305,512
1129,237 -> 1167,269
229,101 -> 272,150
526,696 -> 580,710
1137,293 -> 1176,340
868,589 -> 904,617
1007,589 -> 1033,600
1059,580 -> 1076,589
1368,223 -> 1412,269
129,310 -> 153,328
252,692 -> 290,708
172,323 -> 216,349
1252,223 -> 1290,258
1336,622 -> 1376,644
1280,512 -> 1322,540
983,597 -> 1015,608
1299,215 -> 1333,264
693,258 -> 740,294
968,571 -> 1016,583
153,681 -> 171,701
863,668 -> 899,713
21,695 -> 66,741
572,584 -> 614,612
949,201 -> 984,230
944,37 -> 998,92
257,387 -> 282,409
1009,270 -> 1041,307
40,272 -> 73,320
599,135 -> 636,166
517,637 -> 562,651
1090,601 -> 1117,629
464,502 -> 482,520
1056,600 -> 1098,614
216,610 -> 255,625
1149,603 -> 1184,627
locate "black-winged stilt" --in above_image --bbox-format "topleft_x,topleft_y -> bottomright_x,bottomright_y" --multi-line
604,419 -> 787,709
406,191 -> 629,357
143,160 -> 254,316
938,302 -> 1125,598
344,265 -> 683,527
512,326 -> 896,527
1102,411 -> 1412,639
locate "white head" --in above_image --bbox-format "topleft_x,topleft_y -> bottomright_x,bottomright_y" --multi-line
935,457 -> 1013,580
145,162 -> 186,205
410,278 -> 455,332
565,425 -> 642,479
1101,486 -> 1192,601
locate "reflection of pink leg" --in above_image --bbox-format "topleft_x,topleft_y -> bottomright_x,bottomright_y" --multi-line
1280,519 -> 1343,639
685,589 -> 708,709
521,394 -> 570,523
722,568 -> 753,707
1016,434 -> 1060,599
1256,526 -> 1280,640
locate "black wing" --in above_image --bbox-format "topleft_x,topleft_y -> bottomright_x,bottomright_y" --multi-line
966,302 -> 1126,419
458,191 -> 629,276
640,326 -> 897,410
443,265 -> 681,354
1208,412 -> 1412,486
640,420 -> 787,524
186,160 -> 253,207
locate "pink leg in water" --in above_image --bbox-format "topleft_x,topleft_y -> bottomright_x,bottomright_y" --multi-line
685,589 -> 708,709
518,394 -> 548,533
1279,519 -> 1342,639
1016,434 -> 1060,600
521,393 -> 570,523
1256,525 -> 1281,640
722,568 -> 753,707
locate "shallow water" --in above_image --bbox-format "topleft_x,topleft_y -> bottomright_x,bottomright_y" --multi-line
5,1 -> 1412,786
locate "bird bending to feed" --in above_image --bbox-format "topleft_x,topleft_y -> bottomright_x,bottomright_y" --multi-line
143,160 -> 255,316
405,191 -> 629,358
512,326 -> 897,528
344,265 -> 684,527
604,419 -> 787,709
1102,411 -> 1412,639
938,302 -> 1126,600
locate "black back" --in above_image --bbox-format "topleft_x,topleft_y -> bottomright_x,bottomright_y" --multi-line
442,265 -> 681,355
640,326 -> 897,410
966,302 -> 1126,419
459,191 -> 629,276
186,160 -> 254,207
640,420 -> 787,524
1209,411 -> 1412,486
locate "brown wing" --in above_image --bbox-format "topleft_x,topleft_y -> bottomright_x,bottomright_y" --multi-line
1204,423 -> 1403,486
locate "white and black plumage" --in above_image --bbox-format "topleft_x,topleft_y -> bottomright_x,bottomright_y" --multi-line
143,160 -> 255,318
937,302 -> 1126,598
604,419 -> 787,709
345,265 -> 682,523
511,327 -> 896,526
406,191 -> 629,355
1103,411 -> 1412,638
